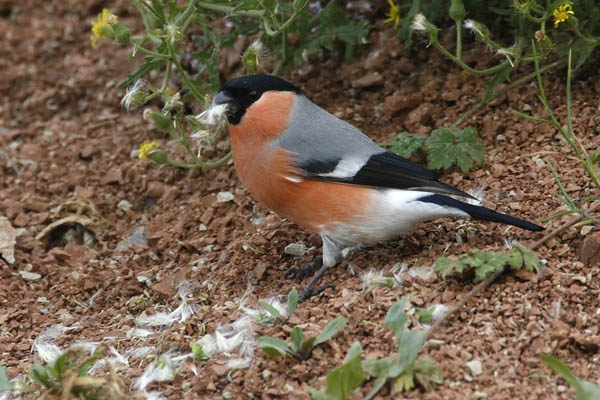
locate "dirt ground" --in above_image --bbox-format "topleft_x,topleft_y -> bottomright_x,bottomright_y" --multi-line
1,1 -> 599,399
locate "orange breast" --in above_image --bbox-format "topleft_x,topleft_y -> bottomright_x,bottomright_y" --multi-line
228,91 -> 372,232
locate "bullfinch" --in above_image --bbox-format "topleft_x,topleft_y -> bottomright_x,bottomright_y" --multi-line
211,74 -> 543,301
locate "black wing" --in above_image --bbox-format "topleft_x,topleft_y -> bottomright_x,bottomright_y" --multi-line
301,151 -> 475,199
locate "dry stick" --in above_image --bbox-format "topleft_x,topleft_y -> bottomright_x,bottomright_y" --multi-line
424,200 -> 600,341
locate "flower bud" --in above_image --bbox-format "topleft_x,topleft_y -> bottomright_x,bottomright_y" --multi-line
148,149 -> 169,164
449,0 -> 466,23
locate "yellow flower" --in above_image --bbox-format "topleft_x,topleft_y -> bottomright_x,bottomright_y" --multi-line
91,8 -> 118,47
384,0 -> 401,29
553,2 -> 574,28
138,141 -> 160,159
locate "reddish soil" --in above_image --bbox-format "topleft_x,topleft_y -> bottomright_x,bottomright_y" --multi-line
1,1 -> 599,399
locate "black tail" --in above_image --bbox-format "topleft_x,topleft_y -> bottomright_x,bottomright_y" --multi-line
419,194 -> 544,231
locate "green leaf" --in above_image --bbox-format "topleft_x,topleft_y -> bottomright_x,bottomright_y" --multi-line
387,132 -> 426,159
0,366 -> 12,392
287,287 -> 299,317
393,331 -> 426,376
426,126 -> 484,173
119,55 -> 163,89
257,336 -> 291,357
315,317 -> 348,346
364,359 -> 399,400
392,370 -> 415,393
49,354 -> 68,379
29,364 -> 55,389
473,251 -> 509,280
362,358 -> 395,379
190,342 -> 210,360
541,355 -> 580,387
508,245 -> 524,270
291,326 -> 305,353
433,256 -> 466,278
300,336 -> 317,358
258,300 -> 282,320
514,243 -> 541,272
418,307 -> 435,325
320,342 -> 365,400
560,39 -> 599,70
425,127 -> 456,170
414,358 -> 444,390
384,295 -> 410,334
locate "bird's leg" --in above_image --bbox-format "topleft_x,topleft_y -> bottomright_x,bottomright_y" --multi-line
297,260 -> 334,302
285,256 -> 323,280
286,234 -> 343,301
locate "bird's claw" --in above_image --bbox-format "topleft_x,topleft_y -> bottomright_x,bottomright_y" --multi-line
298,284 -> 334,302
285,256 -> 323,281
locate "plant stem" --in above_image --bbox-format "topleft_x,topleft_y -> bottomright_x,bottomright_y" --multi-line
453,59 -> 564,127
431,40 -> 508,76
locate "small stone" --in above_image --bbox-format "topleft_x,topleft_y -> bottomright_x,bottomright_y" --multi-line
136,274 -> 152,286
473,391 -> 488,398
37,297 -> 48,303
115,226 -> 147,251
101,167 -> 122,184
425,339 -> 445,349
0,216 -> 17,264
118,200 -> 132,212
284,243 -> 306,257
557,385 -> 567,393
579,231 -> 600,266
383,94 -> 421,115
465,360 -> 482,376
352,72 -> 384,88
262,369 -> 271,380
216,191 -> 234,203
147,181 -> 168,199
19,270 -> 42,281
581,225 -> 593,236
199,223 -> 207,231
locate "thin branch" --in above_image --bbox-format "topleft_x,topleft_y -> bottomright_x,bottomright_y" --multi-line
425,200 -> 600,341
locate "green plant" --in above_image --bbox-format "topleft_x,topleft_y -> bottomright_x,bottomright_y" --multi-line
93,1 -> 369,172
362,295 -> 443,397
310,341 -> 365,400
541,355 -> 600,400
516,48 -> 599,225
387,0 -> 600,174
257,287 -> 299,324
0,366 -> 12,393
386,127 -> 484,174
257,316 -> 347,361
25,347 -> 128,399
434,243 -> 540,281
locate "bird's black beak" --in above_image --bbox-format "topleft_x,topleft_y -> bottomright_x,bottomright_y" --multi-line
214,91 -> 233,106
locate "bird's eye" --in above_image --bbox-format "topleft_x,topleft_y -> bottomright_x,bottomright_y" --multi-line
248,90 -> 259,101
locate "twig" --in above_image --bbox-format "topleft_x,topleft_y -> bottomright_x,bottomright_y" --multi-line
529,201 -> 600,251
425,200 -> 600,340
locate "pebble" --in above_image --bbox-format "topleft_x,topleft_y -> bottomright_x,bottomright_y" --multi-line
351,72 -> 383,88
284,243 -> 306,256
465,360 -> 483,376
117,200 -> 132,212
19,270 -> 41,281
216,191 -> 234,203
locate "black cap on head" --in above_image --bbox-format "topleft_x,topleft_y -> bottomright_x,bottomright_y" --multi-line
214,75 -> 301,124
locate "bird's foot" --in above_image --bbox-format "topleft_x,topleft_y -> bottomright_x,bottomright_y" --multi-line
298,284 -> 334,302
285,256 -> 323,281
